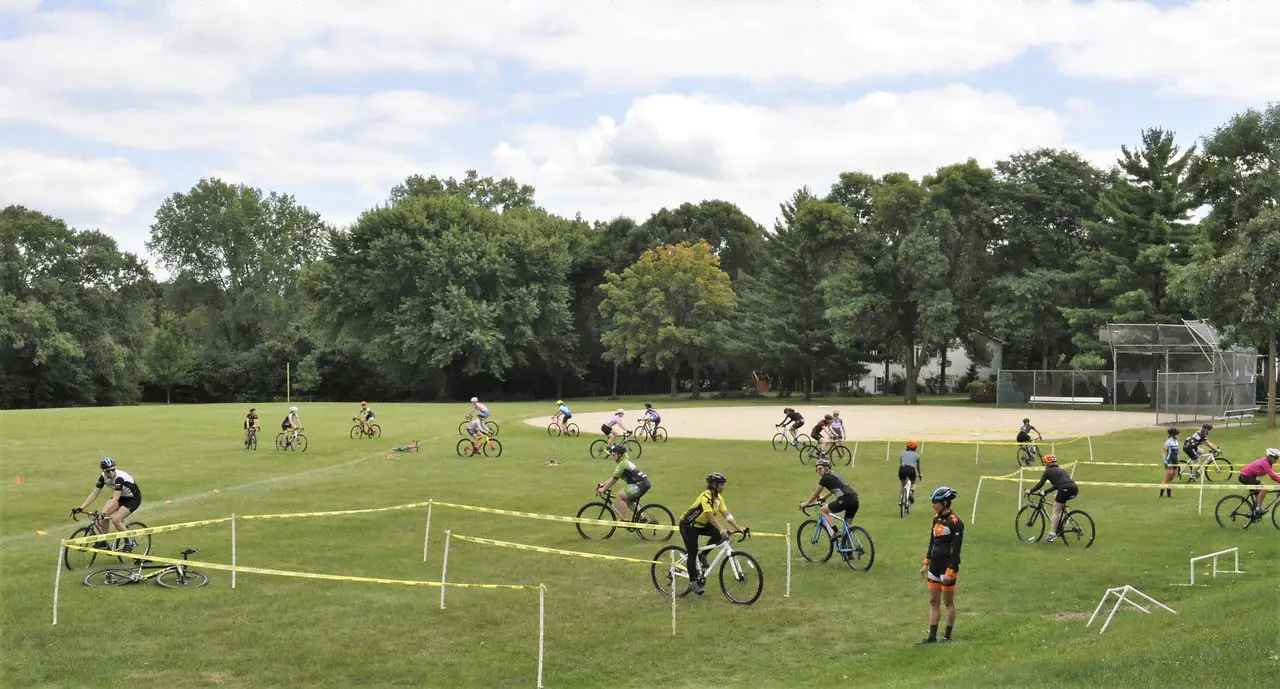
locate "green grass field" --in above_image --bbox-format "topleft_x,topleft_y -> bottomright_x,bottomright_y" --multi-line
2,400 -> 1277,688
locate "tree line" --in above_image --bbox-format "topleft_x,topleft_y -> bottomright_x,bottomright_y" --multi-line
2,105 -> 1277,425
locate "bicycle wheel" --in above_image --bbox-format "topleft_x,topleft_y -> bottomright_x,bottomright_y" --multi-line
634,503 -> 675,542
83,567 -> 135,587
832,445 -> 852,466
1016,447 -> 1030,467
575,502 -> 618,539
1015,505 -> 1046,542
455,438 -> 475,457
1202,458 -> 1233,482
1060,510 -> 1095,548
801,445 -> 824,465
1215,495 -> 1255,529
547,423 -> 562,438
625,439 -> 643,459
899,489 -> 908,519
653,427 -> 668,442
793,434 -> 811,449
719,551 -> 764,605
156,568 -> 210,588
650,545 -> 691,598
566,423 -> 580,437
275,433 -> 287,450
249,434 -> 257,450
842,526 -> 875,572
294,434 -> 308,452
349,425 -> 361,440
457,420 -> 469,436
1272,503 -> 1280,530
368,424 -> 381,439
484,421 -> 500,436
481,438 -> 503,458
771,433 -> 789,452
589,439 -> 609,460
114,521 -> 151,563
796,520 -> 834,563
63,526 -> 99,570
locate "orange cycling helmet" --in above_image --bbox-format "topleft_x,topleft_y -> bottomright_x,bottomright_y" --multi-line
905,440 -> 919,450
1042,454 -> 1058,465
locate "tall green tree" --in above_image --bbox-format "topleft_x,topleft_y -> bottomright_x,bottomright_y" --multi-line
148,310 -> 193,403
599,241 -> 737,399
388,169 -> 536,212
1171,209 -> 1280,427
634,201 -> 766,281
1192,103 -> 1280,249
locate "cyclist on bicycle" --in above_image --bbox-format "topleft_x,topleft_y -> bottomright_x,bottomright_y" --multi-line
470,397 -> 491,433
798,457 -> 859,538
899,440 -> 923,503
1160,427 -> 1180,498
243,408 -> 260,447
777,407 -> 804,446
679,472 -> 747,596
1016,418 -> 1040,444
72,458 -> 142,553
1238,448 -> 1280,517
281,406 -> 301,447
355,401 -> 376,434
1182,423 -> 1220,468
1025,454 -> 1077,542
552,400 -> 573,431
920,486 -> 963,644
642,402 -> 661,435
811,414 -> 834,453
597,444 -> 651,522
602,408 -> 628,445
830,410 -> 845,444
464,416 -> 488,454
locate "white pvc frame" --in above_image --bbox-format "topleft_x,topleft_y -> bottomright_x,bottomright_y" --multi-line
1087,585 -> 1176,634
1183,547 -> 1244,586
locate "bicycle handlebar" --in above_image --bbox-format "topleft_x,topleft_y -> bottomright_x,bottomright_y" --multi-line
800,499 -> 827,515
734,528 -> 751,542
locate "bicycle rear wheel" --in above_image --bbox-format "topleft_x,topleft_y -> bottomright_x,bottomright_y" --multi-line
455,438 -> 474,457
156,568 -> 209,588
899,489 -> 908,519
275,433 -> 287,450
650,545 -> 691,598
566,423 -> 580,437
1015,505 -> 1046,542
484,421 -> 500,436
842,526 -> 875,572
368,424 -> 381,439
63,526 -> 99,570
249,434 -> 257,450
1214,495 -> 1254,529
719,551 -> 764,605
1060,510 -> 1095,548
634,503 -> 675,542
114,521 -> 151,564
625,439 -> 642,459
481,438 -> 503,458
653,427 -> 668,442
589,439 -> 609,460
546,423 -> 562,438
796,520 -> 834,563
83,567 -> 135,587
793,433 -> 811,449
574,502 -> 618,539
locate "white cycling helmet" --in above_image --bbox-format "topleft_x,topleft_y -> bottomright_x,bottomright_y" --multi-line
616,408 -> 624,414
1267,448 -> 1280,460
470,397 -> 479,403
289,406 -> 298,412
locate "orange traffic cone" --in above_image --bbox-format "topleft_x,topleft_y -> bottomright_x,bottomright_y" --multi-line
13,475 -> 20,485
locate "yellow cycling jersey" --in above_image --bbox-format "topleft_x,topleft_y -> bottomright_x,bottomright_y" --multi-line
682,489 -> 730,527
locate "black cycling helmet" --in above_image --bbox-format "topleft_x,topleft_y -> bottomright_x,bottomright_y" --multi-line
1167,427 -> 1179,437
815,457 -> 832,469
783,407 -> 794,414
823,414 -> 832,420
608,444 -> 626,457
644,402 -> 652,409
100,457 -> 116,471
706,472 -> 727,488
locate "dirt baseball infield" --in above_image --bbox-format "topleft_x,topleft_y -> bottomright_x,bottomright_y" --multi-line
525,404 -> 1159,442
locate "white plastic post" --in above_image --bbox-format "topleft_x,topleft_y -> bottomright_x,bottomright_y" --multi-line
669,549 -> 677,636
852,440 -> 859,465
974,442 -> 980,465
1188,547 -> 1245,586
971,477 -> 985,524
1086,586 -> 1122,628
440,530 -> 451,610
1088,585 -> 1175,633
885,440 -> 891,462
784,522 -> 792,599
919,441 -> 925,455
422,500 -> 434,562
1087,435 -> 1094,462
537,584 -> 546,688
231,513 -> 237,589
1017,472 -> 1024,509
1070,462 -> 1078,479
52,545 -> 65,625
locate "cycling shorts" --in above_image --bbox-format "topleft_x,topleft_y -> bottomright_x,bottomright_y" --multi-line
926,558 -> 957,591
623,480 -> 651,500
118,496 -> 142,513
1016,432 -> 1031,444
828,493 -> 859,521
898,465 -> 918,483
1239,475 -> 1261,487
1163,453 -> 1180,467
1054,485 -> 1078,504
601,424 -> 613,436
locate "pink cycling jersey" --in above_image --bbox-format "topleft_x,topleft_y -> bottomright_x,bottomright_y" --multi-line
1239,458 -> 1280,482
606,413 -> 622,427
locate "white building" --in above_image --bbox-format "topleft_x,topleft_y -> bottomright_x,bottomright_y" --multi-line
850,335 -> 1004,395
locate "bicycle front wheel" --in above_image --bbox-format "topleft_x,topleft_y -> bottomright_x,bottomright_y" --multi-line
575,502 -> 618,540
481,438 -> 503,458
1215,495 -> 1254,529
635,503 -> 675,542
719,551 -> 764,605
1202,458 -> 1233,482
771,433 -> 789,452
64,526 -> 99,570
547,423 -> 562,438
796,520 -> 834,563
801,445 -> 823,465
1015,505 -> 1046,542
248,434 -> 257,450
349,425 -> 362,440
294,434 -> 308,452
842,526 -> 875,572
651,545 -> 691,598
156,568 -> 209,588
83,567 -> 135,587
1060,510 -> 1095,548
455,438 -> 473,457
832,445 -> 852,466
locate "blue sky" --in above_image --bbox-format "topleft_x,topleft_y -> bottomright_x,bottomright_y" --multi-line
1,0 -> 1275,266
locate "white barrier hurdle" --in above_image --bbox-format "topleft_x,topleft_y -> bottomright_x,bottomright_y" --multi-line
1180,547 -> 1245,586
1087,585 -> 1176,634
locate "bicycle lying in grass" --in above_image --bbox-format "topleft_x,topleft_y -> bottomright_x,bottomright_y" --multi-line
349,418 -> 382,439
590,430 -> 641,460
1016,491 -> 1095,547
456,432 -> 503,458
796,500 -> 875,571
1178,449 -> 1234,483
574,489 -> 674,542
1214,487 -> 1280,530
64,509 -> 152,570
772,425 -> 810,452
457,414 -> 499,437
276,428 -> 308,452
83,548 -> 209,588
650,529 -> 763,605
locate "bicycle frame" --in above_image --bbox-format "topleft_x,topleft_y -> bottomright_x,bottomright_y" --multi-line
671,533 -> 748,582
805,503 -> 857,552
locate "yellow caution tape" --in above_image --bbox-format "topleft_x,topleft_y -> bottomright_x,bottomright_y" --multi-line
1075,461 -> 1169,468
60,544 -> 536,590
979,476 -> 1249,490
240,501 -> 434,520
433,501 -> 786,538
61,517 -> 234,545
451,534 -> 686,569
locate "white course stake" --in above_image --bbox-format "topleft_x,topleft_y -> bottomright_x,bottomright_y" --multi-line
1087,435 -> 1094,463
231,513 -> 237,589
440,530 -> 451,609
885,440 -> 891,462
52,545 -> 65,626
784,522 -> 792,598
971,477 -> 985,524
669,549 -> 677,636
852,440 -> 859,465
422,499 -> 434,562
1197,469 -> 1206,514
975,442 -> 981,465
537,584 -> 546,688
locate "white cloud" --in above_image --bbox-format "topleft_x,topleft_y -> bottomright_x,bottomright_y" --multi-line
492,85 -> 1072,227
0,0 -> 40,15
0,148 -> 163,220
